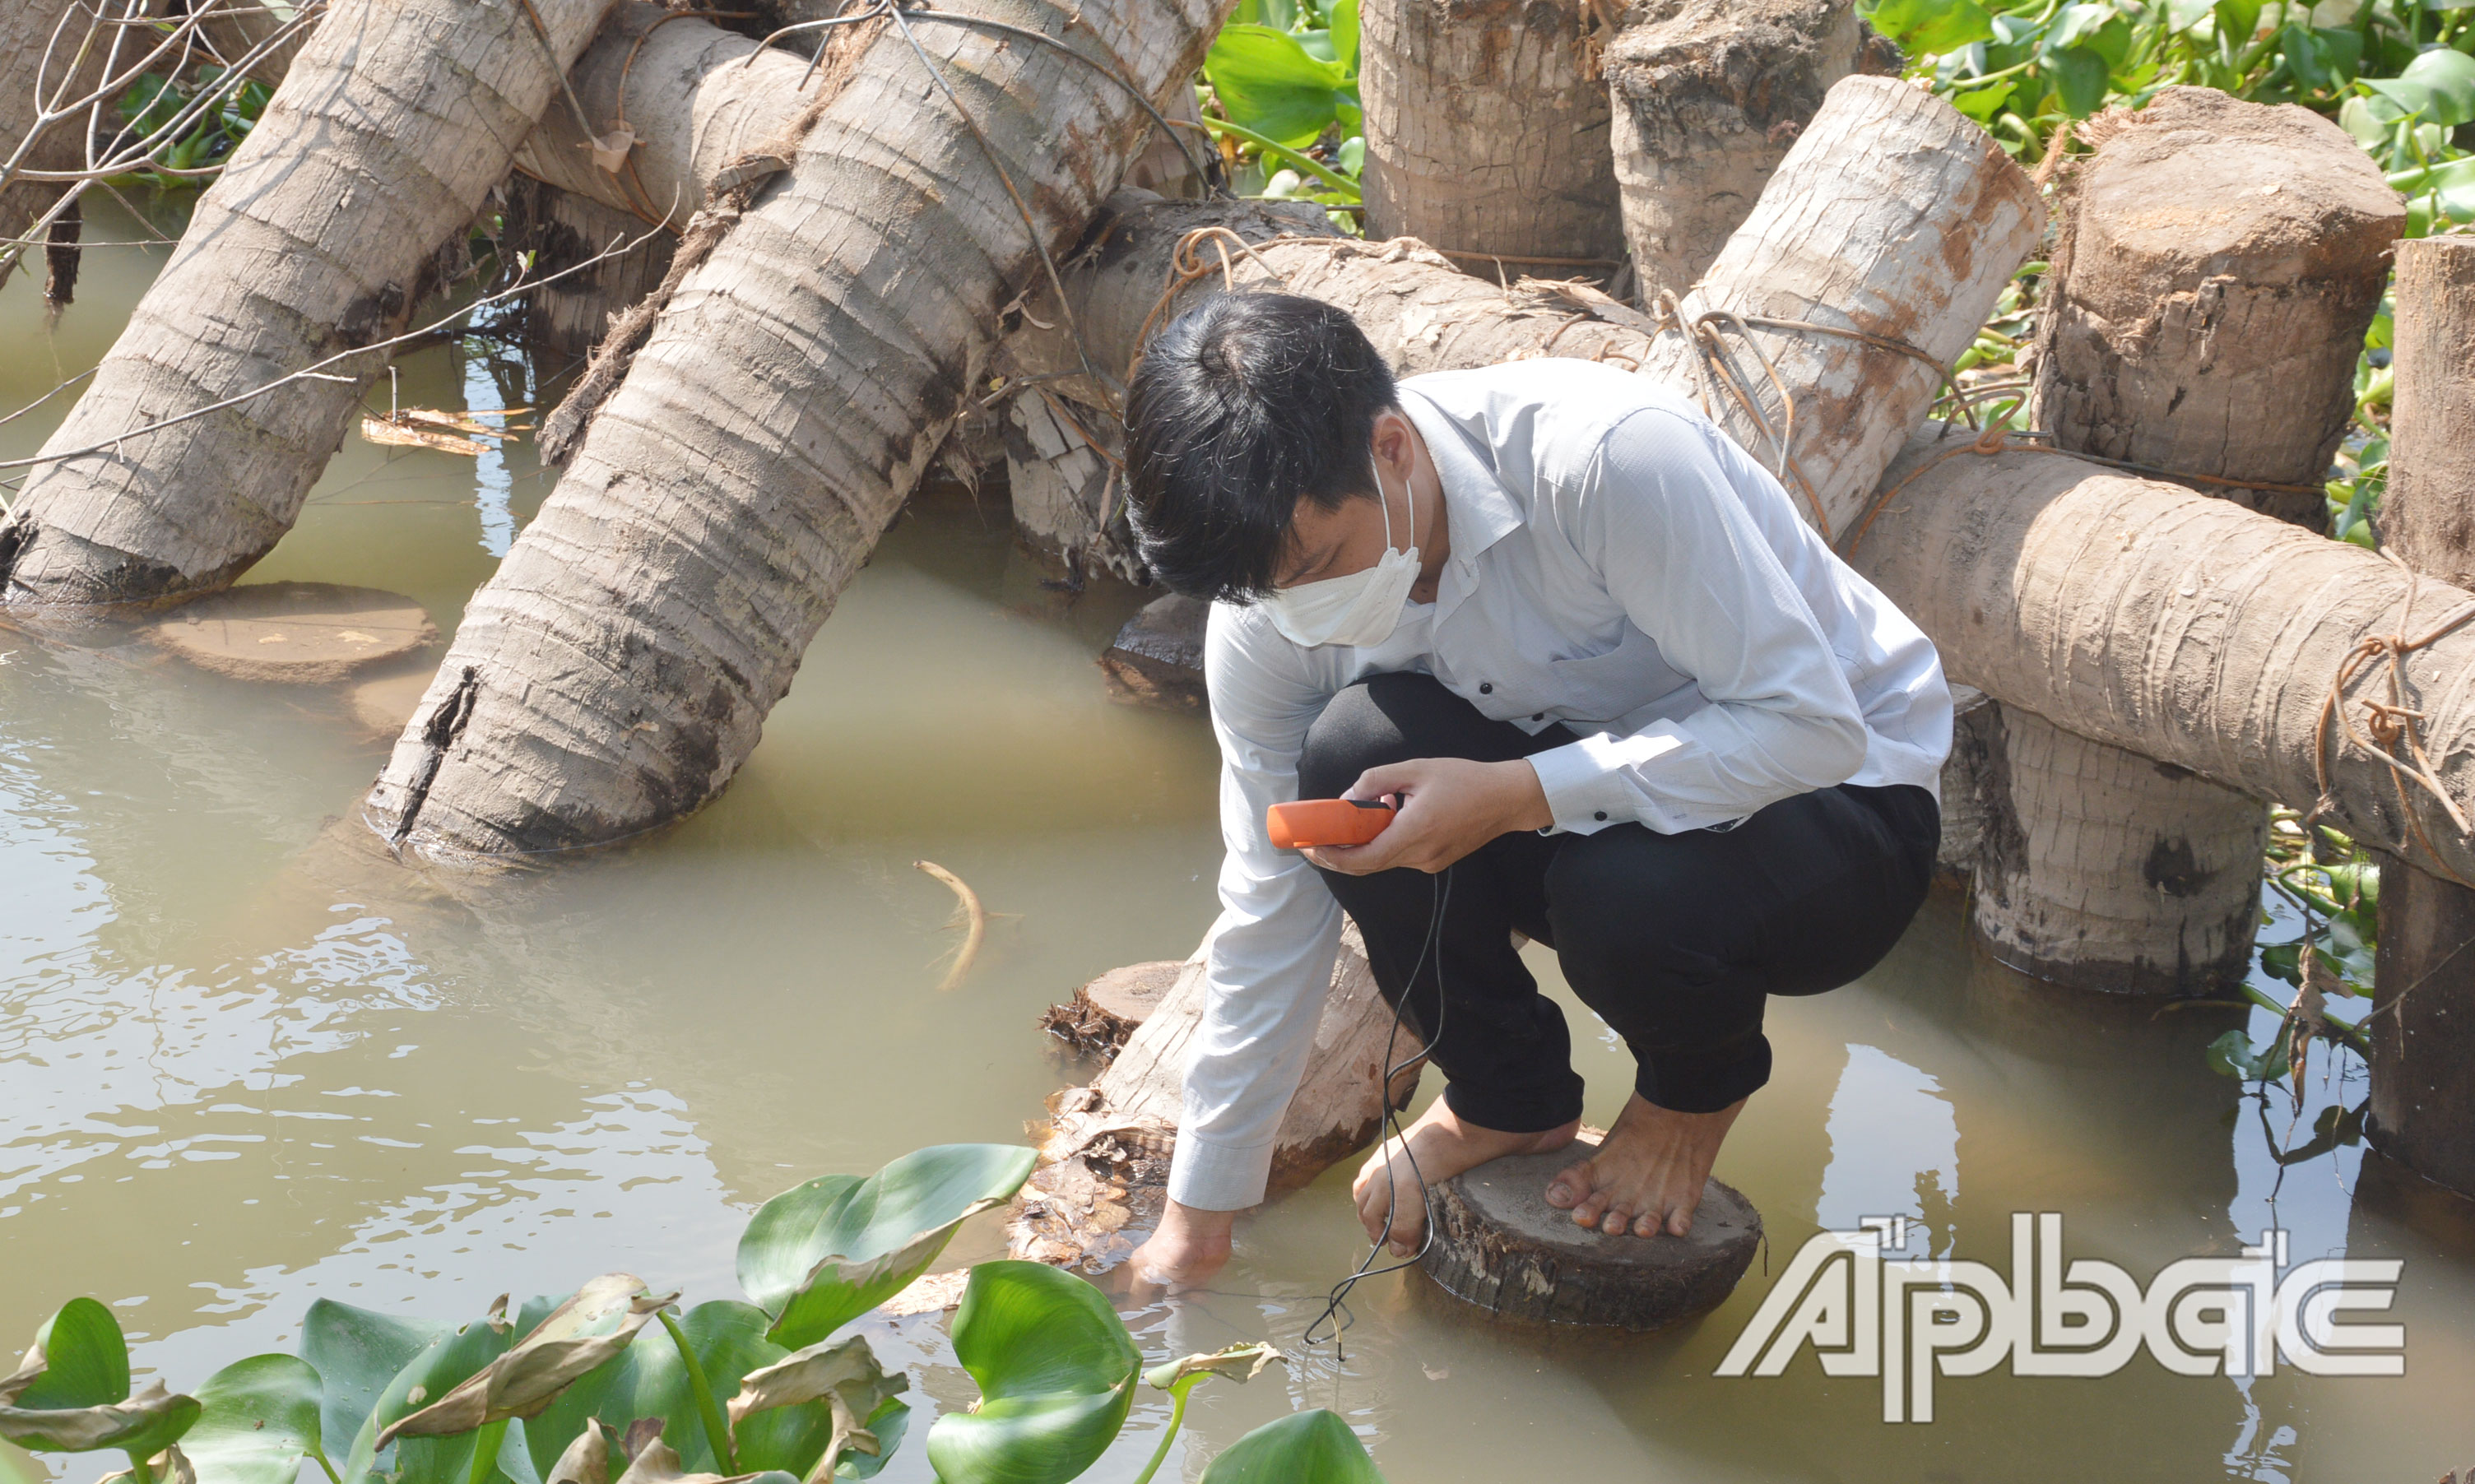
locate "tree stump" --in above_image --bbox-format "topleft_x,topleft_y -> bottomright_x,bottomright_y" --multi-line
1604,0 -> 1888,304
148,583 -> 438,684
2366,236 -> 2475,1203
1098,594 -> 1208,712
1038,958 -> 1184,1060
1420,1138 -> 1762,1329
1359,0 -> 1624,268
2032,86 -> 2404,530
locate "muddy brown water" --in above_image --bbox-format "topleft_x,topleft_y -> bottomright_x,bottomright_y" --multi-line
4,199 -> 2473,1484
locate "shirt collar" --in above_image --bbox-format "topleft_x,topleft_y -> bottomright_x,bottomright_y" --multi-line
1398,386 -> 1524,571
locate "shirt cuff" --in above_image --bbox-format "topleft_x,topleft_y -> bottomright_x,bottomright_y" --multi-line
1166,1133 -> 1275,1211
1525,730 -> 1679,834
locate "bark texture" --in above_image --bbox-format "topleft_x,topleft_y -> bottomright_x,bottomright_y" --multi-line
1098,592 -> 1209,711
1971,706 -> 2261,992
0,0 -> 118,290
1359,0 -> 1623,263
1853,434 -> 2475,888
2368,862 -> 2475,1198
2367,233 -> 2475,1200
1,0 -> 621,610
513,2 -> 818,230
1935,684 -> 1993,883
366,0 -> 1233,857
1604,0 -> 1892,304
1010,922 -> 1426,1272
1015,77 -> 2041,540
2380,237 -> 2475,589
2032,86 -> 2404,529
516,181 -> 679,360
1420,1140 -> 1761,1329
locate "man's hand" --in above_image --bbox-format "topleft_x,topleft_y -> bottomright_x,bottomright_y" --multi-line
1124,1201 -> 1236,1299
1303,758 -> 1553,875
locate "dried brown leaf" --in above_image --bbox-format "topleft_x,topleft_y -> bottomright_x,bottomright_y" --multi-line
724,1335 -> 903,1477
379,1276 -> 671,1444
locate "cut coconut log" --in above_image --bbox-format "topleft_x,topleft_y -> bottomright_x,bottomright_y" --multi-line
0,0 -> 621,611
2366,236 -> 2475,1202
362,0 -> 1242,858
1038,958 -> 1184,1060
1012,76 -> 2041,543
1010,921 -> 1425,1271
0,1 -> 118,290
1359,0 -> 1624,267
1420,1136 -> 1762,1329
512,2 -> 819,231
2032,86 -> 2404,531
148,583 -> 437,684
1851,434 -> 2475,890
1934,684 -> 1993,884
1098,593 -> 1209,712
1604,0 -> 1892,305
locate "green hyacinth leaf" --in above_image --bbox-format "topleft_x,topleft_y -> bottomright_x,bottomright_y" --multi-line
923,1263 -> 1139,1484
186,1356 -> 325,1484
1204,25 -> 1358,147
379,1277 -> 670,1445
3,1298 -> 131,1411
739,1145 -> 1035,1352
342,1305 -> 514,1484
1195,1411 -> 1384,1484
300,1301 -> 447,1468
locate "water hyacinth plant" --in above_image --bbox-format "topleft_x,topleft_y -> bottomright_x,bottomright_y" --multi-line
0,1147 -> 1381,1484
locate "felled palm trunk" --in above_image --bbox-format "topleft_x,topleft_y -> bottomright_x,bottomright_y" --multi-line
1604,0 -> 1892,304
0,0 -> 108,285
1359,0 -> 1624,267
365,0 -> 1235,857
2366,235 -> 2475,1201
1,0 -> 620,610
1852,437 -> 2475,891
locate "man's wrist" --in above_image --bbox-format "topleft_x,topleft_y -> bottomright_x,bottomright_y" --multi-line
1500,759 -> 1554,833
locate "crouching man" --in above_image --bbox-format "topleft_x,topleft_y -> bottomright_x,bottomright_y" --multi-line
1119,294 -> 1948,1287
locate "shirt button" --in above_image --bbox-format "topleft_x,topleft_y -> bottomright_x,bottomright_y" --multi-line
1531,713 -> 1544,721
1594,811 -> 1609,822
1479,682 -> 1493,694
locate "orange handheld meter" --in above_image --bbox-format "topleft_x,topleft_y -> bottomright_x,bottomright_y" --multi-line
1266,797 -> 1396,849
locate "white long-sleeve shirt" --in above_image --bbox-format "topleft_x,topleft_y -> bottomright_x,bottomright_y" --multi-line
1170,359 -> 1952,1211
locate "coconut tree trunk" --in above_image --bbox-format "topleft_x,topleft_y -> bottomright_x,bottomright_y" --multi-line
513,179 -> 679,360
1604,0 -> 1892,304
1852,436 -> 2475,890
1359,0 -> 1625,267
0,0 -> 126,292
0,0 -> 621,610
2366,236 -> 2475,1200
2032,86 -> 2403,531
1967,87 -> 2401,995
365,0 -> 1235,857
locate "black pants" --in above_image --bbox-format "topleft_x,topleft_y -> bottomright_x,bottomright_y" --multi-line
1299,672 -> 1939,1131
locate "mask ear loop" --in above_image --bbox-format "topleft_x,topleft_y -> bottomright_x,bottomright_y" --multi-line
1370,437 -> 1415,557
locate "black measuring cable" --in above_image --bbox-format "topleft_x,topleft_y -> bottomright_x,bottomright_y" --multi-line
1302,863 -> 1453,1358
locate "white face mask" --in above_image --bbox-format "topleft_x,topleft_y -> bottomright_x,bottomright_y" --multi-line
1260,452 -> 1421,649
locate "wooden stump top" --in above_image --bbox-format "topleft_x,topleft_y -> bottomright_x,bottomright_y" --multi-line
151,583 -> 438,684
1038,958 -> 1185,1060
1421,1140 -> 1761,1331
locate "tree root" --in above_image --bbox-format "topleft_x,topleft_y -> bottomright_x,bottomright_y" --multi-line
915,859 -> 984,993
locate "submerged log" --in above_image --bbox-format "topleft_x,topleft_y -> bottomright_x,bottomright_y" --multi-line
1604,0 -> 1890,304
1419,1138 -> 1762,1329
1,0 -> 621,610
1359,0 -> 1624,267
147,582 -> 436,684
2367,236 -> 2475,1201
364,0 -> 1234,857
1010,921 -> 1426,1272
1852,435 -> 2475,889
2032,86 -> 2403,531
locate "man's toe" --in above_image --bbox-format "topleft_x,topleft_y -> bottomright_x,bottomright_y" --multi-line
1599,1207 -> 1633,1236
1632,1209 -> 1664,1238
1544,1161 -> 1593,1210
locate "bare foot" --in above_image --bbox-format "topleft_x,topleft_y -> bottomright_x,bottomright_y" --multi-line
1543,1093 -> 1745,1238
1353,1100 -> 1580,1255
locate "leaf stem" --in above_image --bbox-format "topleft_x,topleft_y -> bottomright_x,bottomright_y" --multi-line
1127,1380 -> 1194,1484
467,1420 -> 508,1484
1197,116 -> 1361,199
658,1310 -> 739,1475
124,1453 -> 156,1484
310,1445 -> 345,1484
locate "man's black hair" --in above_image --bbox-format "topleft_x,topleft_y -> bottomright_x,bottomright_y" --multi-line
1123,293 -> 1399,603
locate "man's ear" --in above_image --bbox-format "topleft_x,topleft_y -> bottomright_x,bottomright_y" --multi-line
1371,408 -> 1416,483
